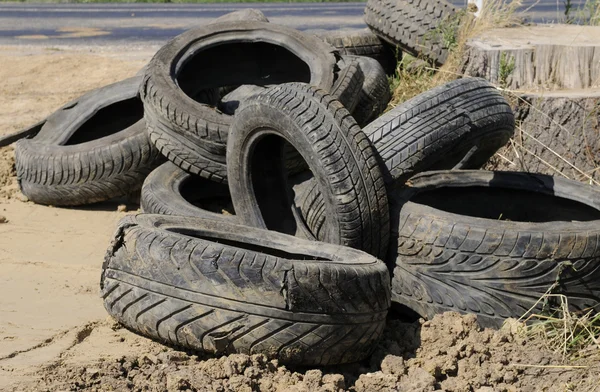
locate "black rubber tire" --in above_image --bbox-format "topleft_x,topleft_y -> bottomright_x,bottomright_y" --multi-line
219,85 -> 265,116
14,76 -> 162,206
330,56 -> 364,114
352,55 -> 391,127
364,77 -> 515,187
297,178 -> 329,242
101,214 -> 390,365
297,78 -> 514,241
141,161 -> 311,223
141,161 -> 235,220
227,83 -> 390,260
390,170 -> 600,328
140,21 -> 338,184
310,28 -> 398,74
217,55 -> 365,117
364,0 -> 460,66
218,85 -> 310,175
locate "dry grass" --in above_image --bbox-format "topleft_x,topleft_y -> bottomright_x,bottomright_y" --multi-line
565,0 -> 600,25
518,294 -> 600,362
388,0 -> 527,108
492,91 -> 600,186
387,0 -> 600,188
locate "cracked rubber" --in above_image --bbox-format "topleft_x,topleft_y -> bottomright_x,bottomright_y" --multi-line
364,0 -> 460,66
390,170 -> 600,328
226,83 -> 390,259
298,78 -> 514,242
140,21 -> 338,184
310,28 -> 398,74
100,214 -> 390,365
14,76 -> 162,206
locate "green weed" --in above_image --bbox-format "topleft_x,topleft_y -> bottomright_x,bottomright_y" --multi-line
499,51 -> 516,88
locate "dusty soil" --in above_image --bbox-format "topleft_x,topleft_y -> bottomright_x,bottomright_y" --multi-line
0,45 -> 598,392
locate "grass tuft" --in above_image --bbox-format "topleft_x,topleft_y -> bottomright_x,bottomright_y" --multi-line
564,0 -> 600,25
387,0 -> 525,108
519,294 -> 600,361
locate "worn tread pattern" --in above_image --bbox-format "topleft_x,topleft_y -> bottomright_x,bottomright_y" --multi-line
227,83 -> 389,259
389,170 -> 600,328
101,214 -> 390,365
330,57 -> 364,113
16,126 -> 161,205
364,78 -> 514,185
298,78 -> 514,241
14,77 -> 163,206
364,0 -> 460,66
352,56 -> 392,127
140,22 -> 338,182
145,105 -> 228,183
298,180 -> 328,241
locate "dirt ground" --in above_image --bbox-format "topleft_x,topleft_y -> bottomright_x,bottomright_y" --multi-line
0,44 -> 598,392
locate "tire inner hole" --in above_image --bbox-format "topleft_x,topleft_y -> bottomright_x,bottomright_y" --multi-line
250,134 -> 316,239
177,42 -> 311,103
167,228 -> 331,261
180,177 -> 235,215
411,186 -> 600,222
65,97 -> 143,145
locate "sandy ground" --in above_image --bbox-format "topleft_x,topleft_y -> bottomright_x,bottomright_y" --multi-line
0,44 -> 599,392
0,44 -> 157,389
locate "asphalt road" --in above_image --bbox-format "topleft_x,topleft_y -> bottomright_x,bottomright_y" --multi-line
0,1 -> 574,47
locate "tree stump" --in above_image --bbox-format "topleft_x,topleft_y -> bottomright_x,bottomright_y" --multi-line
486,89 -> 600,183
462,25 -> 600,90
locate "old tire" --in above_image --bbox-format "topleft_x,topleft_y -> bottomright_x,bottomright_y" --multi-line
352,56 -> 391,127
330,56 -> 365,114
310,28 -> 398,74
218,54 -> 364,116
227,83 -> 389,259
140,21 -> 338,184
101,214 -> 390,365
364,0 -> 460,66
390,170 -> 600,328
141,162 -> 310,220
15,76 -> 162,206
365,77 -> 515,186
219,85 -> 265,115
298,78 -> 514,241
141,161 -> 235,219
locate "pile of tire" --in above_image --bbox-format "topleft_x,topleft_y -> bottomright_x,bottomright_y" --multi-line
4,4 -> 600,366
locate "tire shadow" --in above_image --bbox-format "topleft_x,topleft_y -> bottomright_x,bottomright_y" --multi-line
62,196 -> 140,213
